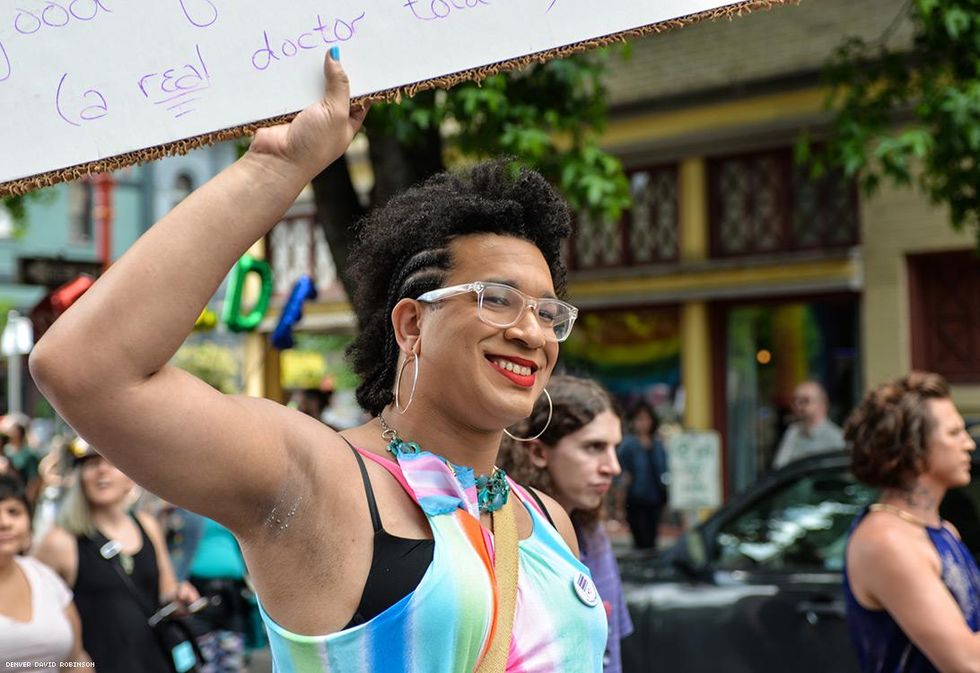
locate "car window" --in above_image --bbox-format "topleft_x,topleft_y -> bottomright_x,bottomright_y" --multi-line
714,469 -> 877,572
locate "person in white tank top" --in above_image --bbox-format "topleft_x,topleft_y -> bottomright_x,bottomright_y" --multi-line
0,473 -> 90,670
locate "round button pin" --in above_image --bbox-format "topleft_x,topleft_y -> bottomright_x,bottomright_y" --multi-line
572,572 -> 599,607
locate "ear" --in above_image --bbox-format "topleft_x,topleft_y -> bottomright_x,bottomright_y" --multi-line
391,298 -> 424,357
526,440 -> 550,470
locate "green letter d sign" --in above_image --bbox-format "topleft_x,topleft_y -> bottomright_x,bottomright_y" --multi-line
223,254 -> 273,333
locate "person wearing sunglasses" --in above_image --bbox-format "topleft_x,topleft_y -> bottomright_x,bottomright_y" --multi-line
30,51 -> 606,673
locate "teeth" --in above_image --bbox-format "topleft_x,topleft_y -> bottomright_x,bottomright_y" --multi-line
493,359 -> 532,376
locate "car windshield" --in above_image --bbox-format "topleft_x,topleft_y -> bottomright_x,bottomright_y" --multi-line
714,469 -> 877,571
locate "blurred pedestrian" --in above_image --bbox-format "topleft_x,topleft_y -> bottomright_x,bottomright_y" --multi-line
178,512 -> 252,673
500,374 -> 634,673
34,440 -> 199,673
0,473 -> 91,670
616,402 -> 668,550
1,413 -> 41,504
843,371 -> 980,671
772,380 -> 844,469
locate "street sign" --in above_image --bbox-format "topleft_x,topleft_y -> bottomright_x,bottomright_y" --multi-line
667,431 -> 722,510
18,257 -> 102,288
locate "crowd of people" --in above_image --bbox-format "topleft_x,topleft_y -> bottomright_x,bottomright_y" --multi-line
0,51 -> 977,673
0,423 -> 262,673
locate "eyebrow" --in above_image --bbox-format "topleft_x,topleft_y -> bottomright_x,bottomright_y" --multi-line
485,278 -> 558,300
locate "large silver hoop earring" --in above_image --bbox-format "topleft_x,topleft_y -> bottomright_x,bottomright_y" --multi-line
394,354 -> 419,414
504,388 -> 552,442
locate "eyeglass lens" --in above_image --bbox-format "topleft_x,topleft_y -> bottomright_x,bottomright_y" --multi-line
477,284 -> 573,341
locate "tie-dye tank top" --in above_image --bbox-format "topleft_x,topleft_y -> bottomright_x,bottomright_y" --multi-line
258,446 -> 607,672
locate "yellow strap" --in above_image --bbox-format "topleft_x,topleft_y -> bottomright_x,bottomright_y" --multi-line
474,497 -> 519,673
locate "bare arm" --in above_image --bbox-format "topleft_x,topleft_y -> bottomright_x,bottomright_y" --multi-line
64,602 -> 94,667
137,511 -> 197,605
28,54 -> 367,537
851,526 -> 980,673
34,526 -> 78,588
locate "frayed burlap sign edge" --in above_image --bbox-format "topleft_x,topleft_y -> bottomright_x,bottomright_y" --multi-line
0,0 -> 794,198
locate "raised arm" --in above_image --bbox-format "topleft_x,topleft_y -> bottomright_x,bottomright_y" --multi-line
29,52 -> 368,535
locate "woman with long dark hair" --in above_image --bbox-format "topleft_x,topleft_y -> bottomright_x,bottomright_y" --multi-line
499,375 -> 633,673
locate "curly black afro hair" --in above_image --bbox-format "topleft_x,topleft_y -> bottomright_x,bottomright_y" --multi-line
346,160 -> 571,416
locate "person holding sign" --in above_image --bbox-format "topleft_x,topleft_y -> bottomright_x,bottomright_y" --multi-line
29,51 -> 606,672
843,372 -> 980,672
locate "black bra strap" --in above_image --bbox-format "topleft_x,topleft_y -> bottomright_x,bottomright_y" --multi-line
342,438 -> 383,533
525,487 -> 556,529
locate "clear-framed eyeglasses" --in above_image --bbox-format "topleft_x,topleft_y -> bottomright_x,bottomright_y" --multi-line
416,281 -> 579,343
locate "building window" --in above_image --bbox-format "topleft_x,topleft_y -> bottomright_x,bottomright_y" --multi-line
68,181 -> 93,244
708,148 -> 859,257
268,213 -> 338,297
909,251 -> 980,383
628,167 -> 679,263
571,164 -> 678,270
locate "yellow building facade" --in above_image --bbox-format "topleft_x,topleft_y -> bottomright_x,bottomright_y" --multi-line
250,0 -> 980,493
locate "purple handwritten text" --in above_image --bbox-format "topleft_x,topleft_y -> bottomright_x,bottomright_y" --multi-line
14,0 -> 110,36
545,0 -> 558,11
56,72 -> 108,127
0,40 -> 9,82
251,12 -> 365,71
178,0 -> 217,28
138,44 -> 211,119
403,0 -> 489,21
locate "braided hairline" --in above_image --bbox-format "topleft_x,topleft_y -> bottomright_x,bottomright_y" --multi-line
354,248 -> 452,415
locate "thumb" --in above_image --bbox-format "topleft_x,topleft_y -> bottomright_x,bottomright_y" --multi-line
322,48 -> 351,111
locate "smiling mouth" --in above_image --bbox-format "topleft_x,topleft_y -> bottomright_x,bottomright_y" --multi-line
486,356 -> 537,387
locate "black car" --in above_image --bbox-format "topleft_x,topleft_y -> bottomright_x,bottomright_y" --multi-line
619,450 -> 980,673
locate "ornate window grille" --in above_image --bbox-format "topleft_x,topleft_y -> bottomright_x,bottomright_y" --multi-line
571,164 -> 678,270
708,148 -> 859,257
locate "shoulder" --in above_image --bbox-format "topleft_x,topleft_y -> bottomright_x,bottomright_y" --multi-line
19,556 -> 72,604
527,487 -> 579,556
782,422 -> 802,437
821,419 -> 844,435
33,526 -> 77,581
942,519 -> 963,540
617,437 -> 638,460
135,511 -> 168,549
849,512 -> 937,573
36,525 -> 76,557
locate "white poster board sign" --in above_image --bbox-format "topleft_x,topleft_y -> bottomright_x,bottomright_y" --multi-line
667,430 -> 722,510
0,0 -> 790,196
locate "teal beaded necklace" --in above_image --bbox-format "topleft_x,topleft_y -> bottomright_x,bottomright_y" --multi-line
379,415 -> 510,514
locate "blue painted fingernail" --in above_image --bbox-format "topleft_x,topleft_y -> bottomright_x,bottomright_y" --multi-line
329,46 -> 340,61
